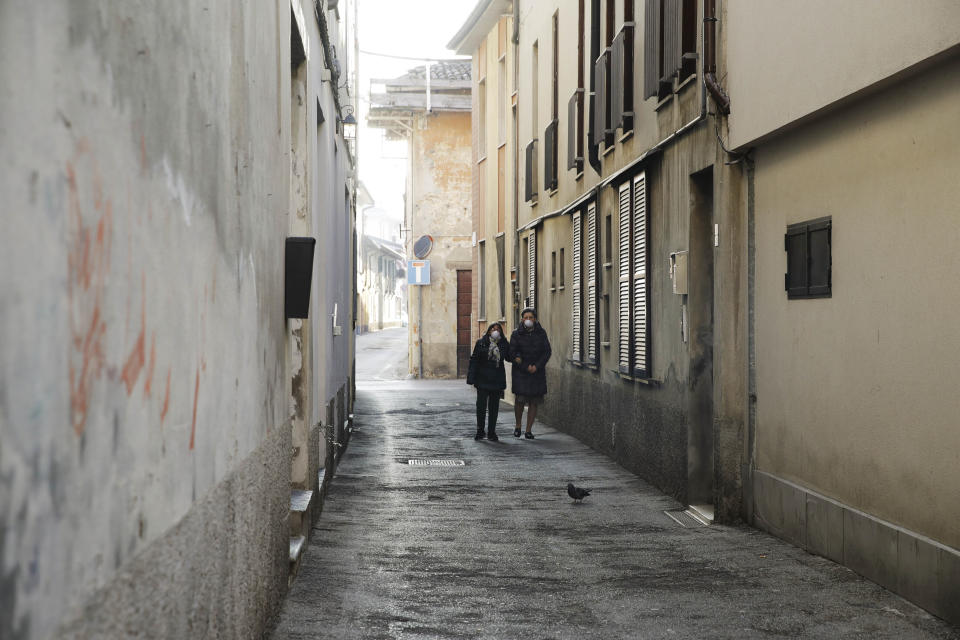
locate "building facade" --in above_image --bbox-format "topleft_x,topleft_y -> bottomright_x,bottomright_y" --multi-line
368,62 -> 474,378
452,0 -> 747,520
0,1 -> 358,638
725,1 -> 960,623
453,0 -> 960,624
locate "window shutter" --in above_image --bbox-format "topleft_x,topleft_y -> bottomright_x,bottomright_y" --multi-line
528,230 -> 537,310
571,211 -> 582,362
567,93 -> 578,171
784,225 -> 808,297
662,0 -> 683,84
632,173 -> 649,377
643,0 -> 661,99
593,54 -> 606,148
617,183 -> 632,374
586,201 -> 598,364
524,139 -> 538,202
611,31 -> 624,130
808,219 -> 832,297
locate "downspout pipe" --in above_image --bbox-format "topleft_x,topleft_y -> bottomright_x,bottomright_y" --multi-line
704,0 -> 730,115
513,0 -> 521,327
587,0 -> 601,175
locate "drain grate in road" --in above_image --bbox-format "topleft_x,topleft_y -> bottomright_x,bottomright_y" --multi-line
407,459 -> 466,467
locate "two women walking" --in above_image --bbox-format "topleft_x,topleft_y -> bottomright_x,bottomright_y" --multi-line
466,308 -> 552,441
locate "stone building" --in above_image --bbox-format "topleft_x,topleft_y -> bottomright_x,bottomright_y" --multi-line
0,1 -> 358,638
452,0 -> 960,625
368,61 -> 474,378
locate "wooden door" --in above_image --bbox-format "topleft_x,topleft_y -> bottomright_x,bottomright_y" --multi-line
456,270 -> 472,378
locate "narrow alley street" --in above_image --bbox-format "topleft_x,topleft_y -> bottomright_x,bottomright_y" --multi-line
269,331 -> 957,639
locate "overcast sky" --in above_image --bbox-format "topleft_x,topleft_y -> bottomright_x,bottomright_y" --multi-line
356,0 -> 477,228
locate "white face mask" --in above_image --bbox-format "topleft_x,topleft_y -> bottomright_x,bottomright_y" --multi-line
490,330 -> 500,340
523,319 -> 534,329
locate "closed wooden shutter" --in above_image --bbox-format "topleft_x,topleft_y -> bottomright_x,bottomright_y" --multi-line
528,230 -> 537,310
643,0 -> 661,99
662,0 -> 682,84
586,201 -> 598,364
571,211 -> 582,361
632,173 -> 648,377
617,183 -> 632,373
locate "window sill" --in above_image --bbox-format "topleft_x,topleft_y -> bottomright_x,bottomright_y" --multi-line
575,171 -> 584,182
477,155 -> 488,165
655,94 -> 673,112
569,360 -> 600,371
547,188 -> 559,198
550,287 -> 556,293
497,142 -> 507,150
602,144 -> 615,158
618,129 -> 634,144
603,262 -> 612,269
558,285 -> 565,291
495,231 -> 505,238
677,73 -> 698,94
478,317 -> 487,322
601,341 -> 611,348
615,371 -> 662,386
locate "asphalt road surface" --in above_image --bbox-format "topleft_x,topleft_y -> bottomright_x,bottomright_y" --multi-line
271,332 -> 958,639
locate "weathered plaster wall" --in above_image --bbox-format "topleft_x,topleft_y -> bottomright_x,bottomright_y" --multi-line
754,56 -> 960,551
0,2 -> 295,637
407,111 -> 473,378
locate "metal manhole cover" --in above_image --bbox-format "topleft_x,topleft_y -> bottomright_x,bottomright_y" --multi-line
408,459 -> 466,467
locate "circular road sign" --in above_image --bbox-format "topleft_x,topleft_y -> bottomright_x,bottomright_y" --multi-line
413,235 -> 434,259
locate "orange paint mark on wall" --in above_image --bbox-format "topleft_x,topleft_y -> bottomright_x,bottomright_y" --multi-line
143,332 -> 157,397
66,146 -> 113,436
121,274 -> 147,394
189,368 -> 200,449
160,369 -> 171,426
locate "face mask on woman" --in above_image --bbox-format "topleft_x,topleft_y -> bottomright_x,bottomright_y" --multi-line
490,330 -> 500,341
523,319 -> 534,329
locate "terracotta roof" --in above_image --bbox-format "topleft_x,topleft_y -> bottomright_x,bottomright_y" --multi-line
400,60 -> 471,83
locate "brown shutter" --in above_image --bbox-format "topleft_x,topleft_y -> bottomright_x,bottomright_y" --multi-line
571,211 -> 582,362
632,173 -> 649,377
528,229 -> 537,310
586,201 -> 598,364
662,0 -> 682,83
643,0 -> 661,99
617,183 -> 632,374
611,31 -> 624,130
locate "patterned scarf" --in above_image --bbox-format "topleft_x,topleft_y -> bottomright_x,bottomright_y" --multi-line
487,337 -> 502,364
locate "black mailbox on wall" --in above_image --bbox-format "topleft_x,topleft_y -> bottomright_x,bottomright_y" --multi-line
285,237 -> 316,319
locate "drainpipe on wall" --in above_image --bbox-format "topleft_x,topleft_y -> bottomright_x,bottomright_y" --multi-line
704,0 -> 730,115
512,0 -> 521,328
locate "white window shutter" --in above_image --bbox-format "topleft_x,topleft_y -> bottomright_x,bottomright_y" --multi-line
632,173 -> 648,376
586,202 -> 598,364
571,212 -> 582,362
528,230 -> 537,310
617,183 -> 632,374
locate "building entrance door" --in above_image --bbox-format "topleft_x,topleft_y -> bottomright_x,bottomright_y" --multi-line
687,167 -> 715,521
456,270 -> 472,378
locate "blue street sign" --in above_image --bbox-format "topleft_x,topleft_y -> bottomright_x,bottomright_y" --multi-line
407,259 -> 431,285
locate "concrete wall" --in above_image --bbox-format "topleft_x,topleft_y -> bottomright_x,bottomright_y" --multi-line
406,111 -> 473,378
753,56 -> 960,553
0,1 -> 356,637
726,0 -> 960,148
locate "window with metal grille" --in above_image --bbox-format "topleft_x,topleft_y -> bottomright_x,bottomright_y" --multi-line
572,210 -> 583,361
785,217 -> 832,299
643,0 -> 697,101
617,173 -> 650,377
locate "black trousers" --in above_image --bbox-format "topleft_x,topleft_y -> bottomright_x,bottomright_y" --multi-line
476,388 -> 500,433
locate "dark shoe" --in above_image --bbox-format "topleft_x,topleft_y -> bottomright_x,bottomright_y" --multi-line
524,432 -> 535,439
513,428 -> 522,438
474,430 -> 485,440
487,432 -> 499,441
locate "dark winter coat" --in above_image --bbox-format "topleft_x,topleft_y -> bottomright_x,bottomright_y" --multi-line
466,334 -> 511,393
510,323 -> 552,397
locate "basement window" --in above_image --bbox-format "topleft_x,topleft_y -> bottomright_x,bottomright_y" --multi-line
785,217 -> 832,299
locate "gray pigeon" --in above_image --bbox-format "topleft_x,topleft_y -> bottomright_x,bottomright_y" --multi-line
567,483 -> 591,502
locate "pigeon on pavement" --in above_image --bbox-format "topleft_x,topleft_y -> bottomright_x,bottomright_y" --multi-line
567,483 -> 591,502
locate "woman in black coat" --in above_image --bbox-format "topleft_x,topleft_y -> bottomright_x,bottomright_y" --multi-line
466,322 -> 511,441
510,307 -> 552,439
